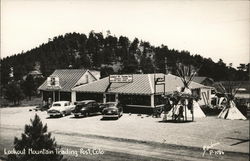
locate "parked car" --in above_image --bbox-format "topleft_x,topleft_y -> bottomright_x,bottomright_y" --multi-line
72,100 -> 101,117
47,101 -> 75,117
102,102 -> 123,119
34,104 -> 50,111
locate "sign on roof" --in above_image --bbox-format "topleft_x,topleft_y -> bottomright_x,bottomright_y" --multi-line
109,75 -> 133,83
155,75 -> 165,85
46,76 -> 61,89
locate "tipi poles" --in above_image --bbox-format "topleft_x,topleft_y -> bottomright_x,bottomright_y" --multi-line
184,103 -> 187,121
192,104 -> 194,121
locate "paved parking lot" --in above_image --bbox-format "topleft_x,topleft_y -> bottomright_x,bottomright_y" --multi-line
0,106 -> 249,155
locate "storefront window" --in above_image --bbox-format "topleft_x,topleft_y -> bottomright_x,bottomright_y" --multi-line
76,92 -> 103,103
119,94 -> 150,106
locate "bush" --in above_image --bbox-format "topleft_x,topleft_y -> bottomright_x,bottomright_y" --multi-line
7,114 -> 65,161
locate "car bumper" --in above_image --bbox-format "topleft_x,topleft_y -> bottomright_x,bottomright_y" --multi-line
73,112 -> 83,117
102,114 -> 119,118
48,112 -> 62,117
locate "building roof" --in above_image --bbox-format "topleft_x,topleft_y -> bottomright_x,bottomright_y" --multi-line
109,74 -> 153,95
216,81 -> 250,94
187,76 -> 214,84
72,73 -> 205,95
38,69 -> 89,92
73,77 -> 110,93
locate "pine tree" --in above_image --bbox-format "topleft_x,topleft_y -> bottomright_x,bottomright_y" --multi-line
4,81 -> 25,105
22,75 -> 35,100
8,114 -> 65,161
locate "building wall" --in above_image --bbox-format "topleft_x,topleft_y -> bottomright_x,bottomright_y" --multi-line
42,91 -> 71,102
60,92 -> 72,101
119,94 -> 151,106
76,92 -> 103,103
75,71 -> 99,86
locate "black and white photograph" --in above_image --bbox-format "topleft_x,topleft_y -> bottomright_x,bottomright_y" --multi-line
0,0 -> 249,161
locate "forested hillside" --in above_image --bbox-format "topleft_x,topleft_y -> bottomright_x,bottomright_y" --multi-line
1,31 -> 249,86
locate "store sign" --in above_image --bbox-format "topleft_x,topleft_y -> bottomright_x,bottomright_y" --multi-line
155,77 -> 165,85
156,77 -> 164,82
109,75 -> 133,83
46,76 -> 61,89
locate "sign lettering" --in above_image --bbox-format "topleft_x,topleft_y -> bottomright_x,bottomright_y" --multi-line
109,75 -> 133,83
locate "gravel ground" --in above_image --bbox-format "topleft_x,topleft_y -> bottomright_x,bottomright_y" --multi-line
0,106 -> 249,154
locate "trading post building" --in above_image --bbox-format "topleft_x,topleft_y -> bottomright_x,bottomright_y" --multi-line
72,73 -> 212,108
39,70 -> 213,109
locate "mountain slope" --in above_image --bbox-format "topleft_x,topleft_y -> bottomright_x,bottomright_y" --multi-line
1,32 -> 248,86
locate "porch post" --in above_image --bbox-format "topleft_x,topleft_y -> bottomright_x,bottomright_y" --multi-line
71,91 -> 76,103
103,93 -> 106,103
41,91 -> 44,101
52,91 -> 55,102
115,93 -> 119,103
208,89 -> 211,105
151,95 -> 155,107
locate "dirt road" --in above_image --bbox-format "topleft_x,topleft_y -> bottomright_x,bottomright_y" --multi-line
0,107 -> 249,161
1,127 -> 249,161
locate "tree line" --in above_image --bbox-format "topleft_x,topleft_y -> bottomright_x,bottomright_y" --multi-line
0,31 -> 249,104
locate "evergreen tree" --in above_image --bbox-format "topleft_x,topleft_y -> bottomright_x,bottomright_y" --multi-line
0,31 -> 248,86
140,56 -> 155,73
8,114 -> 65,161
4,81 -> 25,105
22,75 -> 35,100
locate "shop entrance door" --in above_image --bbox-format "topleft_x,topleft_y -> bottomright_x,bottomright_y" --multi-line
106,94 -> 115,102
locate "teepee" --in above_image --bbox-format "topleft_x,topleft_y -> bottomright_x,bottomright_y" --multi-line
166,63 -> 206,121
217,84 -> 246,120
167,99 -> 206,118
218,100 -> 246,120
192,100 -> 206,118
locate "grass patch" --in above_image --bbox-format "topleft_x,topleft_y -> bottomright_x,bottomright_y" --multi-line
0,96 -> 42,108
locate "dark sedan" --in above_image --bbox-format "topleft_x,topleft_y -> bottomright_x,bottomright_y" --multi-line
102,102 -> 123,119
72,100 -> 100,117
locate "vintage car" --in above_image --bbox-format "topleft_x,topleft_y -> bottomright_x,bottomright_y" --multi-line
72,100 -> 101,117
47,101 -> 75,117
102,102 -> 123,119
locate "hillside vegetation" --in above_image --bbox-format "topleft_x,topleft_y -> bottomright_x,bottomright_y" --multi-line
1,31 -> 249,86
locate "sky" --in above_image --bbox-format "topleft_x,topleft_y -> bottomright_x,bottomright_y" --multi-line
1,0 -> 249,68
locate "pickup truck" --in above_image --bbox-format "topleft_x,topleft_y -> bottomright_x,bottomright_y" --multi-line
47,101 -> 75,117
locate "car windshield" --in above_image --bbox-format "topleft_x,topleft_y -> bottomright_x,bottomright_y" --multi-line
105,103 -> 116,108
53,103 -> 61,107
75,102 -> 87,110
77,102 -> 86,106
